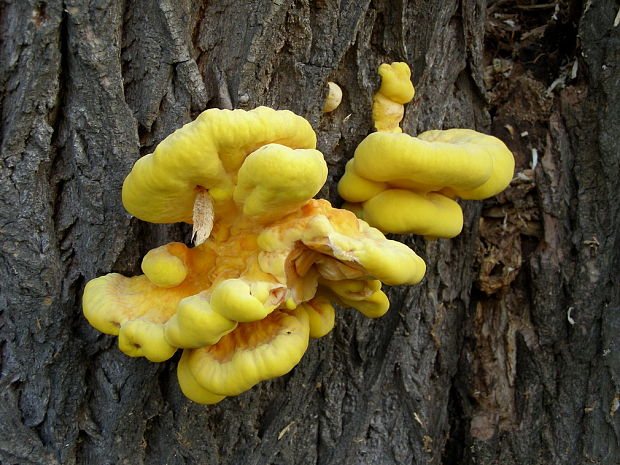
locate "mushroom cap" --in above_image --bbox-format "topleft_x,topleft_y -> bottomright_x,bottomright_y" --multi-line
164,292 -> 238,349
118,319 -> 177,362
418,129 -> 515,200
303,298 -> 336,338
257,199 -> 426,287
141,242 -> 189,288
376,62 -> 415,104
180,307 -> 310,398
319,278 -> 390,318
361,189 -> 464,238
338,129 -> 514,237
337,159 -> 387,203
352,130 -> 513,196
177,352 -> 227,404
233,143 -> 327,222
122,107 -> 317,224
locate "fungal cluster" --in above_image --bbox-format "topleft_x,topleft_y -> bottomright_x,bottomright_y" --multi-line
83,63 -> 513,404
338,63 -> 515,238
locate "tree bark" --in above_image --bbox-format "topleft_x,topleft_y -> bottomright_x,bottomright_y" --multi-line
0,1 -> 617,464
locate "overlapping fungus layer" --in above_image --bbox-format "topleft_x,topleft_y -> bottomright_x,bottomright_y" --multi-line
83,106 -> 425,404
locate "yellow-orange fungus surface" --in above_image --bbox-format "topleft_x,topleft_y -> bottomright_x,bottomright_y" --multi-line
203,310 -> 297,364
83,106 -> 426,403
338,63 -> 515,239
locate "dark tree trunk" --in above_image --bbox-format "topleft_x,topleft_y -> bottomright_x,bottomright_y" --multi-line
0,1 -> 618,464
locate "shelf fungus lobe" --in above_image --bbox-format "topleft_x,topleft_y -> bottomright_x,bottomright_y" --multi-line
338,62 -> 515,238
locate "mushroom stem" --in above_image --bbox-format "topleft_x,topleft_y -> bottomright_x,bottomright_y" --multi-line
192,188 -> 214,246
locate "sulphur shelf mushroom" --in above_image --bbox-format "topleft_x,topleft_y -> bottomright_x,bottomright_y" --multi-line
338,62 -> 515,238
83,106 -> 426,404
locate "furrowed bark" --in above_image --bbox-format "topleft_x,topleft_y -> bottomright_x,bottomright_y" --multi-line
0,1 -> 617,464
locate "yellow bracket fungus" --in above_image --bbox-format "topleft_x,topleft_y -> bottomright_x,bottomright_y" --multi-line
338,62 -> 515,238
83,106 -> 426,404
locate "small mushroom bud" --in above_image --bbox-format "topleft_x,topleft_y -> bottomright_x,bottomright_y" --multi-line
323,82 -> 343,112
